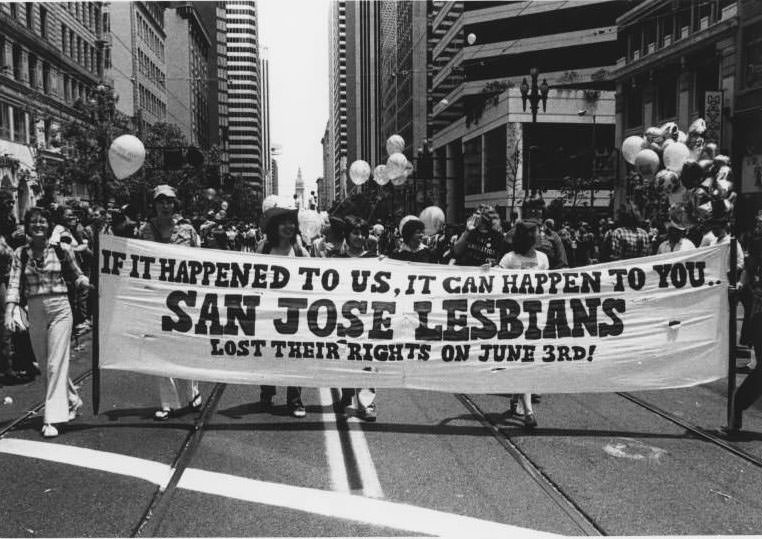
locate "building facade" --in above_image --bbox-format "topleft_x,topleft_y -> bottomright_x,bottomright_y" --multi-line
107,2 -> 168,128
328,0 -> 348,202
270,156 -> 278,196
166,3 -> 211,148
0,1 -> 105,214
613,0 -> 742,215
430,0 -> 629,223
320,120 -> 334,209
261,46 -> 272,196
226,0 -> 263,195
195,1 -> 230,173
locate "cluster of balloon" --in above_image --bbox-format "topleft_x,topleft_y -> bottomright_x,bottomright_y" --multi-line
108,134 -> 146,180
348,159 -> 371,186
373,134 -> 413,186
621,118 -> 735,226
298,208 -> 323,242
373,164 -> 390,186
419,205 -> 445,236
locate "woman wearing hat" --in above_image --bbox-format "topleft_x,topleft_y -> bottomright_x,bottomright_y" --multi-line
656,220 -> 696,254
140,185 -> 202,421
498,219 -> 548,429
257,197 -> 308,417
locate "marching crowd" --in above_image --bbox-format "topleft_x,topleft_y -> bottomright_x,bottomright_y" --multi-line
1,184 -> 760,438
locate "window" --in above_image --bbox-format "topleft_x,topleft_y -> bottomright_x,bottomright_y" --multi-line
28,54 -> 37,88
104,47 -> 111,69
77,36 -> 82,64
63,75 -> 70,101
463,137 -> 482,195
42,62 -> 49,93
695,61 -> 719,116
69,32 -> 74,57
61,25 -> 68,55
743,22 -> 762,90
25,3 -> 33,30
657,74 -> 678,119
40,6 -> 47,38
13,107 -> 26,143
10,3 -> 17,19
12,44 -> 21,81
0,103 -> 10,140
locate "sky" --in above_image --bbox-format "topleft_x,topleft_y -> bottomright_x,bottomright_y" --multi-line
259,0 -> 330,198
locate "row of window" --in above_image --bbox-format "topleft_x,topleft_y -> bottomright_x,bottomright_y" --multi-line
138,49 -> 165,88
62,74 -> 89,104
138,83 -> 167,120
60,24 -> 100,75
136,13 -> 166,63
66,2 -> 101,34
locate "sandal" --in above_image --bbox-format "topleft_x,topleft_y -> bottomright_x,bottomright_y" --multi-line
189,393 -> 203,411
153,408 -> 172,421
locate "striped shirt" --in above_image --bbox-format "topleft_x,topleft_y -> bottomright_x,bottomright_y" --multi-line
6,243 -> 84,305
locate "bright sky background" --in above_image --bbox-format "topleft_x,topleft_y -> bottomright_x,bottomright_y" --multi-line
259,0 -> 329,198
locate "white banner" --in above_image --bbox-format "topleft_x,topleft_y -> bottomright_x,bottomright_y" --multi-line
98,235 -> 730,394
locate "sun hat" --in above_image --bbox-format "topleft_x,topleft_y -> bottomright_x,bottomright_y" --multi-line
153,184 -> 176,199
260,195 -> 297,230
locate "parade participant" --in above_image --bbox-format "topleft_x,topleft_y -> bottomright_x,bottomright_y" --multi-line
313,216 -> 345,259
657,220 -> 696,254
4,207 -> 89,437
332,215 -> 377,421
498,219 -> 547,429
452,205 -> 509,267
257,198 -> 308,418
609,206 -> 651,260
51,206 -> 90,331
536,219 -> 568,269
139,185 -> 202,421
390,217 -> 434,263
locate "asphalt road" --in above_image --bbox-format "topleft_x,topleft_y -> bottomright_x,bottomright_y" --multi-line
1,332 -> 761,537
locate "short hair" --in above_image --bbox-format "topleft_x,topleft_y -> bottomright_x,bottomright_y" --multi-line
342,215 -> 369,240
512,221 -> 537,255
401,219 -> 425,243
23,207 -> 53,237
263,211 -> 299,244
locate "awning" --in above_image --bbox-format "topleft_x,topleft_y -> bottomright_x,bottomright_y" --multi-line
0,139 -> 35,171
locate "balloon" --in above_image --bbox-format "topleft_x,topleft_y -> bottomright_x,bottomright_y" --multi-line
644,126 -> 664,145
467,33 -> 477,45
677,130 -> 688,144
660,121 -> 679,141
621,136 -> 646,165
349,159 -> 371,185
390,174 -> 408,186
634,148 -> 660,176
386,135 -> 405,156
688,118 -> 706,136
655,169 -> 679,193
669,202 -> 692,228
680,160 -> 704,189
663,142 -> 690,171
419,206 -> 445,235
667,185 -> 688,206
386,152 -> 409,180
108,135 -> 145,179
220,201 -> 229,211
373,164 -> 390,186
298,209 -> 323,241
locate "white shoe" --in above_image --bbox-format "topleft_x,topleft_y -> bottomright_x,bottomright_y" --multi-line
68,396 -> 83,421
41,424 -> 59,438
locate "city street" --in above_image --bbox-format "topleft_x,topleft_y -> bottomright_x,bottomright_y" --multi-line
1,332 -> 761,537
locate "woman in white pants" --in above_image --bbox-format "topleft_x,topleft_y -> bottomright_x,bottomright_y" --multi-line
5,207 -> 90,438
139,185 -> 202,420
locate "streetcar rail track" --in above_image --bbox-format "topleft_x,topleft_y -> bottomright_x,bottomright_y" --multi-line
132,382 -> 226,537
457,393 -> 606,536
617,392 -> 762,470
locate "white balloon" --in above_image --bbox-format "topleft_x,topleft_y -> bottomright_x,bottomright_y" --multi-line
390,174 -> 408,187
467,32 -> 477,45
373,164 -> 390,186
386,135 -> 405,156
419,206 -> 445,235
349,159 -> 371,185
634,148 -> 660,176
108,135 -> 146,179
663,142 -> 690,171
298,209 -> 323,241
621,136 -> 645,165
386,152 -> 408,180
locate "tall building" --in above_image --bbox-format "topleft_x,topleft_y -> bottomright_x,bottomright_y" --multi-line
328,0 -> 347,202
379,0 -> 430,212
195,1 -> 230,174
345,1 -> 382,170
226,0 -> 263,195
261,46 -> 272,196
166,3 -> 212,148
430,0 -> 630,223
0,1 -> 104,211
320,120 -> 334,208
294,166 -> 304,208
271,156 -> 279,195
107,2 -> 168,128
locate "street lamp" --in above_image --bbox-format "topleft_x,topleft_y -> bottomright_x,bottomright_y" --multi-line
519,68 -> 550,123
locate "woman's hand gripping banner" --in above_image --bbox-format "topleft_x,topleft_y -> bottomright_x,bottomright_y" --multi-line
98,235 -> 729,394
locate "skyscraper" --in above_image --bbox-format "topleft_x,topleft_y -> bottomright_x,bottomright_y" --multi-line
328,0 -> 347,202
261,47 -> 272,196
226,0 -> 263,194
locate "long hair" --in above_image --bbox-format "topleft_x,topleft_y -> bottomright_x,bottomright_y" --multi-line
264,212 -> 299,245
512,223 -> 536,255
342,215 -> 369,241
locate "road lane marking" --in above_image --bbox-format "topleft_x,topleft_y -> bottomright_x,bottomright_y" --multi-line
0,438 -> 554,537
318,387 -> 350,493
0,438 -> 173,488
345,415 -> 384,498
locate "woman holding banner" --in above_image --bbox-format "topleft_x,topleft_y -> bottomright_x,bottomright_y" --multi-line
390,217 -> 434,264
498,219 -> 548,429
256,197 -> 308,418
139,185 -> 203,421
5,207 -> 90,437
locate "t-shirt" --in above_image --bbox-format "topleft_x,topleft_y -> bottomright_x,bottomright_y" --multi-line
455,230 -> 509,267
498,250 -> 549,270
657,237 -> 696,254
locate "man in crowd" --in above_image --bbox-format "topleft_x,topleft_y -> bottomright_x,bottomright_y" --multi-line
609,206 -> 651,260
452,205 -> 509,267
